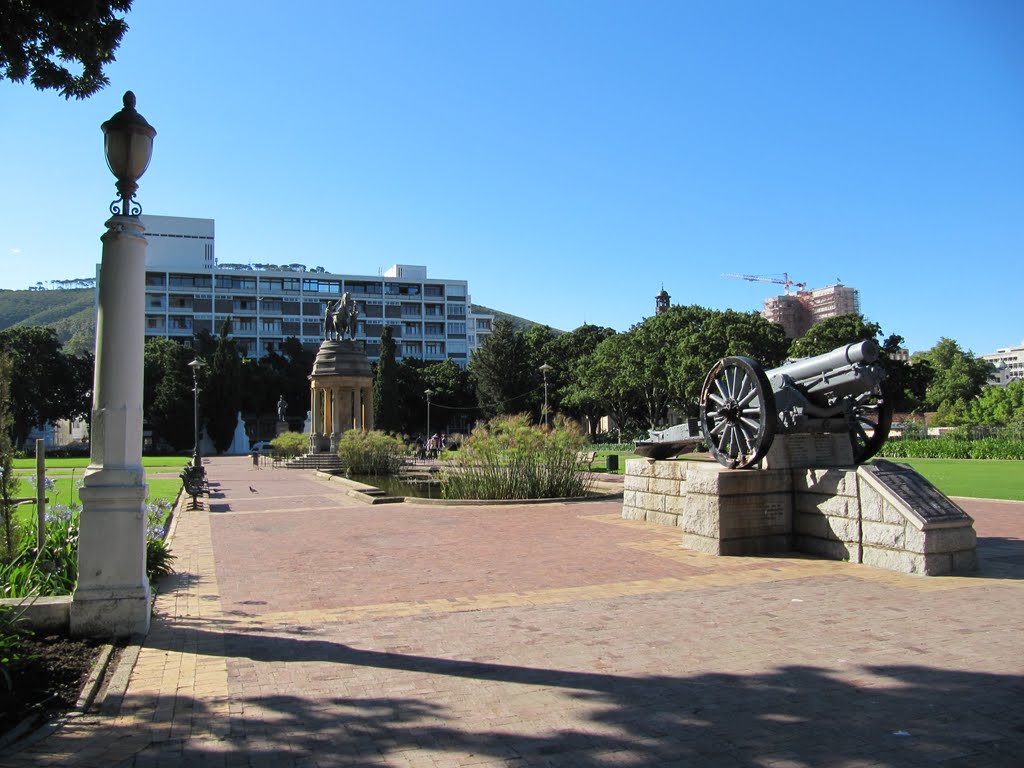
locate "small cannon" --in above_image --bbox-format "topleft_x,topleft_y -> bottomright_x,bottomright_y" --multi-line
699,340 -> 892,469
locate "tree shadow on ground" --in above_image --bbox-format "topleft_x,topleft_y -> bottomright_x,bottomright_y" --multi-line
69,625 -> 1021,768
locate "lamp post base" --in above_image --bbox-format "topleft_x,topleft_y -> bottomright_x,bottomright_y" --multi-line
72,472 -> 151,638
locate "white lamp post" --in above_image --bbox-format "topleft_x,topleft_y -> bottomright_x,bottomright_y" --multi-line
539,363 -> 553,427
72,92 -> 156,638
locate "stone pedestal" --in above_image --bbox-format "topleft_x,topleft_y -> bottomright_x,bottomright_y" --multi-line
622,436 -> 977,576
72,215 -> 151,638
308,340 -> 374,452
276,420 -> 289,437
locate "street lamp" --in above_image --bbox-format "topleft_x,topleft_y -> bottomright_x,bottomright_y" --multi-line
72,92 -> 157,638
539,363 -> 553,427
189,359 -> 207,476
425,389 -> 434,456
102,91 -> 156,217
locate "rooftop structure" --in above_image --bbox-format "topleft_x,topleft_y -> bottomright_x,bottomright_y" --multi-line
133,215 -> 493,365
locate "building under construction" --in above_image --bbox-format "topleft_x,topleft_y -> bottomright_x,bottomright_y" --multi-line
763,284 -> 860,339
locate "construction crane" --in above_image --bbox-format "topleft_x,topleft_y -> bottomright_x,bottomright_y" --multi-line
722,272 -> 807,294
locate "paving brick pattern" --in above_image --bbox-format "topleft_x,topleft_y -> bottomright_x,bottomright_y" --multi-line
2,456 -> 1022,767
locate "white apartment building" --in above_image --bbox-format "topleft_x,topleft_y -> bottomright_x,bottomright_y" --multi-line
982,341 -> 1024,386
135,215 -> 493,365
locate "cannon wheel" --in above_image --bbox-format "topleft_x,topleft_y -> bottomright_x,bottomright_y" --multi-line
848,385 -> 893,463
700,356 -> 776,469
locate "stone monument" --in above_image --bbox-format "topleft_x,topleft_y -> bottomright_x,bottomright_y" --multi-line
308,293 -> 373,452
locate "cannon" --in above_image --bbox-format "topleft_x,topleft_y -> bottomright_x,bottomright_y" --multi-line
699,340 -> 892,469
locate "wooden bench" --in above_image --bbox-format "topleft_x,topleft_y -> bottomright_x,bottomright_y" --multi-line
575,451 -> 598,470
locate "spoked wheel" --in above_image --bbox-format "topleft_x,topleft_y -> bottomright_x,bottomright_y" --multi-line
699,356 -> 776,469
848,384 -> 893,463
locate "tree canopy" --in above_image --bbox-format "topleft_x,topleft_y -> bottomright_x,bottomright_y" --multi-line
0,1 -> 134,99
0,325 -> 92,446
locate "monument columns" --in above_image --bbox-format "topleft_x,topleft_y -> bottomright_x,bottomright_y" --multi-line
307,340 -> 374,452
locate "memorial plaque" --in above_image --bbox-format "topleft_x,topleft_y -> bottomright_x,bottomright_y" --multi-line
867,461 -> 971,524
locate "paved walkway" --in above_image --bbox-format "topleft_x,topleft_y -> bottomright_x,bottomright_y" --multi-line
2,457 -> 1022,767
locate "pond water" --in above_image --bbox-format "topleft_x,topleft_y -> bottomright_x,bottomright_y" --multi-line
347,473 -> 444,499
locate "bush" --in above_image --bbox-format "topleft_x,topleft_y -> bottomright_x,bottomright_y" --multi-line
338,430 -> 407,475
270,431 -> 308,458
440,414 -> 593,500
878,436 -> 1024,460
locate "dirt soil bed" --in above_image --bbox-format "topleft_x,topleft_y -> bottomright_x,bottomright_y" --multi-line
0,634 -> 102,739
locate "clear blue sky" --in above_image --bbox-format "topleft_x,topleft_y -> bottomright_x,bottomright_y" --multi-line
2,1 -> 1021,356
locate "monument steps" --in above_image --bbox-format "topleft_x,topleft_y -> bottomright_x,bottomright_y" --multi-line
283,453 -> 344,472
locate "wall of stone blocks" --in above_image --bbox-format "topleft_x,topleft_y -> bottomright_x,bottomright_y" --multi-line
622,455 -> 976,576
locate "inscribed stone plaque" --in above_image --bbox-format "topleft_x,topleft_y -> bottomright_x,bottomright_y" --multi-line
867,461 -> 971,524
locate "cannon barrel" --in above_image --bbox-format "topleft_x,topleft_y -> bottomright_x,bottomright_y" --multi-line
767,340 -> 880,384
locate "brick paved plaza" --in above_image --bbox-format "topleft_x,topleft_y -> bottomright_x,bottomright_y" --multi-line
2,456 -> 1022,767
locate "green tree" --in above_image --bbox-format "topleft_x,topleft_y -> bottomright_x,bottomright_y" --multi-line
373,326 -> 400,433
202,322 -> 242,453
522,325 -> 560,422
143,338 -> 197,450
665,307 -> 788,416
0,354 -> 21,562
555,324 -> 617,437
0,1 -> 134,98
787,313 -> 883,358
914,338 -> 993,419
575,333 -> 643,439
0,326 -> 92,446
394,358 -> 476,436
966,380 -> 1024,428
469,318 -> 533,418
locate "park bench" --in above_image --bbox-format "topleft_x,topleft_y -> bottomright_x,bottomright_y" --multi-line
180,464 -> 209,510
575,451 -> 598,470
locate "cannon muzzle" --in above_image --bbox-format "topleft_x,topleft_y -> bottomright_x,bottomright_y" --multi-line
767,340 -> 880,384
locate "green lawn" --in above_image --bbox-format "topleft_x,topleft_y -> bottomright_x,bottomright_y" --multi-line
9,457 -> 187,526
876,458 -> 1024,502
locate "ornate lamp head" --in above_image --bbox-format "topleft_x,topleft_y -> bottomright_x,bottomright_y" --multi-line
101,91 -> 157,216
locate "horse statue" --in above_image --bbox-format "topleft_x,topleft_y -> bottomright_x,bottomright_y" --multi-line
324,293 -> 360,341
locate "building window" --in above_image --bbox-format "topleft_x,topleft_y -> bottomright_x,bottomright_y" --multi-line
403,323 -> 420,336
169,273 -> 211,289
424,304 -> 443,317
283,278 -> 301,291
234,319 -> 256,332
476,319 -> 491,331
423,285 -> 443,297
233,298 -> 258,312
260,299 -> 282,313
145,273 -> 166,287
217,275 -> 257,290
401,303 -> 422,317
169,317 -> 192,331
146,317 -> 166,331
447,322 -> 466,335
260,278 -> 283,292
425,323 -> 444,337
169,295 -> 192,309
303,279 -> 341,294
425,342 -> 444,356
146,295 -> 165,309
448,340 -> 467,354
447,303 -> 465,317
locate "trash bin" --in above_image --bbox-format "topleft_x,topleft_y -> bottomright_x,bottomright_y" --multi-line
606,454 -> 619,472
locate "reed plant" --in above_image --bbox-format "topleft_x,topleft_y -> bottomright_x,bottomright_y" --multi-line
440,414 -> 593,500
338,430 -> 407,475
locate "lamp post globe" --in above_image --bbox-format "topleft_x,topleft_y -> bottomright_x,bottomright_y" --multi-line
101,91 -> 157,217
